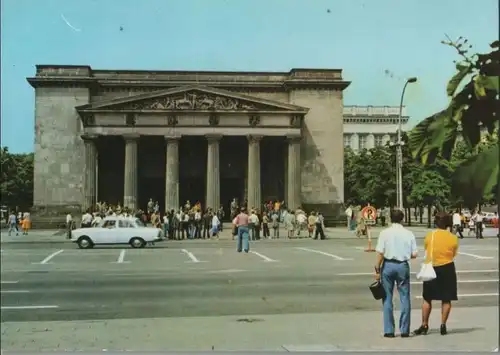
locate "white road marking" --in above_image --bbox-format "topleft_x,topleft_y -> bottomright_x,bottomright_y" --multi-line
337,269 -> 499,276
411,279 -> 498,285
181,249 -> 201,263
0,290 -> 30,293
1,305 -> 59,310
35,249 -> 64,264
206,269 -> 246,274
0,281 -> 19,284
457,252 -> 494,260
111,249 -> 130,264
416,293 -> 498,299
250,251 -> 277,262
296,247 -> 352,261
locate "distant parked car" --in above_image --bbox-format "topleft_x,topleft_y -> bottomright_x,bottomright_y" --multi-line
70,216 -> 164,249
482,212 -> 496,225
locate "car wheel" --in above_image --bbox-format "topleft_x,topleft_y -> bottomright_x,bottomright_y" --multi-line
77,236 -> 94,249
130,237 -> 145,249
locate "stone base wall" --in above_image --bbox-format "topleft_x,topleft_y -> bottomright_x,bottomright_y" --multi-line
302,202 -> 346,227
30,204 -> 82,229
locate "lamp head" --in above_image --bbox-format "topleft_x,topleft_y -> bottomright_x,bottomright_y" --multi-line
407,77 -> 417,83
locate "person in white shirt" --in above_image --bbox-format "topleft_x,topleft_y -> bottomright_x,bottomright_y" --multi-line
66,213 -> 73,239
92,214 -> 102,227
472,210 -> 484,239
211,214 -> 220,238
249,211 -> 259,240
194,210 -> 202,239
296,212 -> 307,237
452,210 -> 463,239
81,211 -> 93,228
345,206 -> 353,230
374,209 -> 417,338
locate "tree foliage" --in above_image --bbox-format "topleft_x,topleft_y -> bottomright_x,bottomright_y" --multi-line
408,37 -> 499,202
0,147 -> 34,210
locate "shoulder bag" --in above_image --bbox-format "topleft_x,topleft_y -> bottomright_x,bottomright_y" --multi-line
416,231 -> 437,282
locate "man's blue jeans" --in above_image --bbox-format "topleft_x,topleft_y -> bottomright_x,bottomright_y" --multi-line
237,226 -> 250,253
381,261 -> 411,335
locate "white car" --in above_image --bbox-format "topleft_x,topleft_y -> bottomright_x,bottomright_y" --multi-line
70,216 -> 164,249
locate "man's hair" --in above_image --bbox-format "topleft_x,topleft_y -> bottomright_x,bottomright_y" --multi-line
390,209 -> 404,223
435,212 -> 452,229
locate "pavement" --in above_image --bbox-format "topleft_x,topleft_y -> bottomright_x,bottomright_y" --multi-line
1,233 -> 498,351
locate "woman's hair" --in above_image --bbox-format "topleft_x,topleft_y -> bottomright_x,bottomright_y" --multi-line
435,212 -> 452,229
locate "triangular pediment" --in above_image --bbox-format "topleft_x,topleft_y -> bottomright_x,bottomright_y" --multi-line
77,85 -> 309,113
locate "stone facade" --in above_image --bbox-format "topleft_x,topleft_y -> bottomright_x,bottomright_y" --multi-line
343,105 -> 410,152
27,65 -> 350,220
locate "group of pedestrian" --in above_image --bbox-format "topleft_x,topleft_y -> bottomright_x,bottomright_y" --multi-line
374,210 -> 458,338
6,211 -> 31,236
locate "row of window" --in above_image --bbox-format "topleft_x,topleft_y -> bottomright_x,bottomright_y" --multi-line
343,134 -> 395,149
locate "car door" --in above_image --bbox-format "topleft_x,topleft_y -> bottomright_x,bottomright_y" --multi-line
96,219 -> 118,244
115,219 -> 133,244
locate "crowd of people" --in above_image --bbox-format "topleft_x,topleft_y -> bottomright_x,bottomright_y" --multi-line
65,198 -> 329,241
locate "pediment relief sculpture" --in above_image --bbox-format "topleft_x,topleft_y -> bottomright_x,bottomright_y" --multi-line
121,91 -> 264,111
249,114 -> 261,127
290,115 -> 303,128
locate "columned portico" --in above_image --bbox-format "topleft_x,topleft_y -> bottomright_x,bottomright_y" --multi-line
123,134 -> 139,210
82,134 -> 97,211
247,135 -> 262,211
165,135 -> 180,211
287,135 -> 302,210
206,134 -> 222,210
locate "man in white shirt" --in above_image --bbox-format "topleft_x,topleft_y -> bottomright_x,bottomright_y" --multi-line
345,206 -> 353,230
472,211 -> 484,239
374,209 -> 417,338
194,210 -> 202,239
452,210 -> 464,239
81,211 -> 93,228
211,213 -> 220,238
66,213 -> 73,239
249,210 -> 259,241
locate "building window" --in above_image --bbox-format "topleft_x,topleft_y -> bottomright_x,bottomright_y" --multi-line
359,135 -> 367,150
344,135 -> 350,148
375,135 -> 384,147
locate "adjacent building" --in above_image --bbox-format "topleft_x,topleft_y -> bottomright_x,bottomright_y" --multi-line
28,65 -> 350,221
343,105 -> 409,151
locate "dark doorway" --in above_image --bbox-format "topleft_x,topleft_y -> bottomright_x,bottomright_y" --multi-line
138,136 -> 166,212
179,136 -> 206,209
96,136 -> 124,206
220,136 -> 247,218
261,137 -> 285,203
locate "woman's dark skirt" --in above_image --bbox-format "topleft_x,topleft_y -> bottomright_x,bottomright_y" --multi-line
422,262 -> 458,302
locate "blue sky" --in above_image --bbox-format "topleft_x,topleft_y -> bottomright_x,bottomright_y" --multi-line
1,0 -> 498,153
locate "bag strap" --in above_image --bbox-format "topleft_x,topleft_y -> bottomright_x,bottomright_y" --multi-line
429,231 -> 435,263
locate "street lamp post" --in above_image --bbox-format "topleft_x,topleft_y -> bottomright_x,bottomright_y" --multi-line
396,77 -> 417,210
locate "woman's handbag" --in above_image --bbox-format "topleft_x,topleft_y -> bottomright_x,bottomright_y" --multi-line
417,231 -> 437,282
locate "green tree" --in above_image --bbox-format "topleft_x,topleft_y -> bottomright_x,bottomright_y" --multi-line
408,169 -> 451,228
409,37 -> 499,205
0,147 -> 34,210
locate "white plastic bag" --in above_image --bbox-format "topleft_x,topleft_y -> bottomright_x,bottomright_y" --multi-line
416,231 -> 437,282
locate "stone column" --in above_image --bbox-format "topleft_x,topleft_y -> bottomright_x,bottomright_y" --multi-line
81,134 -> 98,212
123,134 -> 139,210
165,135 -> 180,212
287,135 -> 302,210
247,135 -> 263,211
350,133 -> 359,151
206,134 -> 222,210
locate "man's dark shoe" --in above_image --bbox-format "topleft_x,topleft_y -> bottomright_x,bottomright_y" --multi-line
383,333 -> 395,338
401,333 -> 410,338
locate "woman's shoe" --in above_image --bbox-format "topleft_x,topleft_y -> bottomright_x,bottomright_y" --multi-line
413,325 -> 429,336
440,324 -> 447,335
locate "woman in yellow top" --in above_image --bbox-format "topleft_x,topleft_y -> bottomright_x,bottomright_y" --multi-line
414,212 -> 459,336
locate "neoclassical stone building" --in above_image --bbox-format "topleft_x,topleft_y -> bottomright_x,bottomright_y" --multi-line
343,105 -> 409,151
28,65 -> 350,219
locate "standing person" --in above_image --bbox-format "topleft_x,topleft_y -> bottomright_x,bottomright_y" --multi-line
66,212 -> 73,239
345,205 -> 353,230
7,211 -> 18,236
235,207 -> 250,253
271,211 -> 280,239
262,212 -> 270,239
374,209 -> 418,338
414,212 -> 459,336
307,212 -> 317,238
452,210 -> 464,239
313,212 -> 326,240
473,210 -> 484,239
81,210 -> 93,228
211,213 -> 221,238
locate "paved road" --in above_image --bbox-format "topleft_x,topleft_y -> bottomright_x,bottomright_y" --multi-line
1,237 -> 498,351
